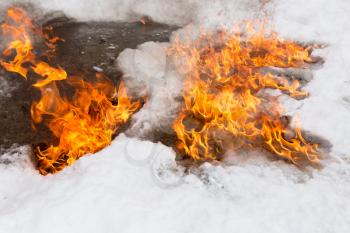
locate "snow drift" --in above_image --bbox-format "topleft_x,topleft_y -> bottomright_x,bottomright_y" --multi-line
0,0 -> 350,233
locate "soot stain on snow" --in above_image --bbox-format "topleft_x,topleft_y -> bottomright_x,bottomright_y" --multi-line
0,16 -> 177,153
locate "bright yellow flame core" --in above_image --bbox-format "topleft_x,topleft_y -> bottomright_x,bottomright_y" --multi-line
170,23 -> 319,164
0,7 -> 140,175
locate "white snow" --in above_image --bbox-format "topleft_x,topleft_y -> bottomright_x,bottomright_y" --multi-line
118,42 -> 183,137
270,0 -> 350,157
0,75 -> 16,98
2,0 -> 264,24
1,0 -> 350,233
1,137 -> 350,233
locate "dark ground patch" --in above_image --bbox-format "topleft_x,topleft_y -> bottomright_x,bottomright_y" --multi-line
0,17 -> 330,169
0,19 -> 177,152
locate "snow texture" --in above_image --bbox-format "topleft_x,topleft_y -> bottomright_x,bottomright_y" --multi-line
1,0 -> 350,233
1,0 -> 264,25
0,76 -> 15,98
118,42 -> 183,137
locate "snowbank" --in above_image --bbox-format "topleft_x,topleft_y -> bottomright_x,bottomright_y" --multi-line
270,0 -> 350,157
1,0 -> 350,232
117,42 -> 183,138
0,136 -> 349,233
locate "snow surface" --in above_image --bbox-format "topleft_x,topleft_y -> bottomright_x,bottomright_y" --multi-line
0,76 -> 15,98
271,0 -> 350,158
1,0 -> 350,233
1,136 -> 350,233
1,0 -> 263,25
118,41 -> 183,137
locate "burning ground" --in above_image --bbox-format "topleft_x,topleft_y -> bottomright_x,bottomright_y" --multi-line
0,7 -> 176,164
0,1 -> 350,233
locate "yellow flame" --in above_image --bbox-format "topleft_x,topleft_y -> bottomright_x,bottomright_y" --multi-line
170,22 -> 319,164
0,7 -> 141,175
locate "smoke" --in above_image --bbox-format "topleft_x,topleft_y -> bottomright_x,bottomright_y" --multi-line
0,0 -> 274,147
115,0 -> 269,141
117,42 -> 183,139
1,0 -> 267,26
114,0 -> 270,141
0,0 -> 194,24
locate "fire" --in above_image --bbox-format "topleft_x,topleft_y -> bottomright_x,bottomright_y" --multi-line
0,7 -> 35,78
170,22 -> 319,164
0,7 -> 141,175
32,75 -> 140,175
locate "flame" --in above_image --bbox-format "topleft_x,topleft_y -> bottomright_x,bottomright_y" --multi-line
170,22 -> 319,164
0,7 -> 140,175
0,7 -> 35,78
32,75 -> 140,175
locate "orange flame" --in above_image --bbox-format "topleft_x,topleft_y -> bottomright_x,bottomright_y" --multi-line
0,7 -> 35,78
31,75 -> 140,174
0,7 -> 141,175
170,22 -> 319,164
